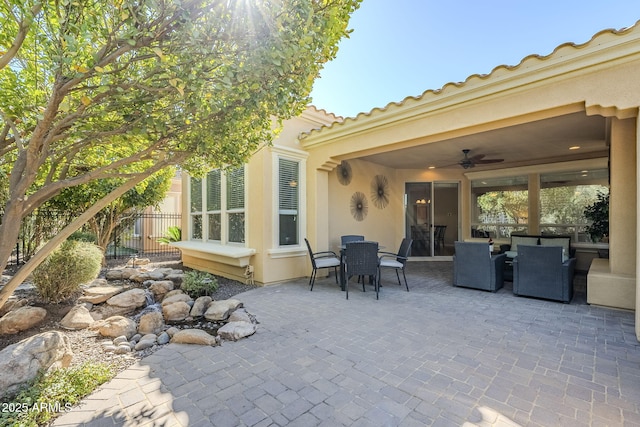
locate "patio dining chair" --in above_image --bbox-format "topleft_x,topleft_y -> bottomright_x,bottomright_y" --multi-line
341,235 -> 365,245
344,241 -> 380,300
379,238 -> 412,291
304,238 -> 341,291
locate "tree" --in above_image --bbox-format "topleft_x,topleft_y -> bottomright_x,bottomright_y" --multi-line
0,0 -> 361,310
47,167 -> 176,255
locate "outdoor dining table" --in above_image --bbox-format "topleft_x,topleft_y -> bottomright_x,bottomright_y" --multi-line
338,242 -> 383,291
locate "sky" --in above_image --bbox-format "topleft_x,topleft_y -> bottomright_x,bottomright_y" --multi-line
309,0 -> 639,118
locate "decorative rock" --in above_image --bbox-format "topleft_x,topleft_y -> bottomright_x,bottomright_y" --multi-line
127,257 -> 150,267
190,296 -> 212,317
228,309 -> 252,323
115,344 -> 132,354
162,301 -> 191,322
113,335 -> 129,346
138,311 -> 164,335
120,268 -> 141,280
204,299 -> 243,321
106,288 -> 147,310
0,331 -> 73,396
128,273 -> 150,283
218,321 -> 257,341
0,306 -> 47,335
157,332 -> 170,345
89,304 -> 131,321
95,316 -> 137,339
60,305 -> 95,330
85,278 -> 109,288
131,333 -> 142,342
148,280 -> 175,301
166,327 -> 179,337
79,286 -> 126,304
103,344 -> 116,353
170,329 -> 218,346
105,270 -> 124,280
164,289 -> 186,299
134,340 -> 156,351
0,298 -> 28,318
161,293 -> 191,306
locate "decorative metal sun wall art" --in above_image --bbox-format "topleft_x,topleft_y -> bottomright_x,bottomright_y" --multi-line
336,160 -> 353,186
371,174 -> 389,209
350,191 -> 369,222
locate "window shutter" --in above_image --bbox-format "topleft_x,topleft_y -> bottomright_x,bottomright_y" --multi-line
227,166 -> 245,210
190,177 -> 202,212
279,159 -> 299,211
207,170 -> 221,211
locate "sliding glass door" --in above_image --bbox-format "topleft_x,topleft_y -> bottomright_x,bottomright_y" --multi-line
405,182 -> 459,257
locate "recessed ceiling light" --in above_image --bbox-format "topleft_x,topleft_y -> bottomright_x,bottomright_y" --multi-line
428,166 -> 435,169
569,145 -> 580,150
581,170 -> 588,173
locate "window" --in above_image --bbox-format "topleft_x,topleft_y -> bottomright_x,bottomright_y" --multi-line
190,177 -> 203,240
188,166 -> 245,244
540,169 -> 609,242
226,167 -> 245,243
206,170 -> 221,241
279,158 -> 299,246
471,175 -> 528,239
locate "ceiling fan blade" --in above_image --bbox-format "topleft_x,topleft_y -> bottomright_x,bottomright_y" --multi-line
469,154 -> 486,161
475,158 -> 504,164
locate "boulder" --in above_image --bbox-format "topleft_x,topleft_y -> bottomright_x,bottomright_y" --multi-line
0,306 -> 47,335
106,288 -> 147,310
0,298 -> 28,318
60,305 -> 94,330
0,331 -> 73,397
190,296 -> 212,317
120,268 -> 142,280
85,278 -> 109,288
95,315 -> 137,339
148,280 -> 174,301
204,299 -> 243,321
228,308 -> 252,323
161,292 -> 191,306
89,304 -> 132,321
162,301 -> 191,322
165,273 -> 184,284
138,311 -> 164,335
170,329 -> 218,346
79,285 -> 126,304
105,270 -> 124,280
218,321 -> 257,341
157,331 -> 171,345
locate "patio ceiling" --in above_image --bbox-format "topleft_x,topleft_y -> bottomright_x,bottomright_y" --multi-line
356,112 -> 608,170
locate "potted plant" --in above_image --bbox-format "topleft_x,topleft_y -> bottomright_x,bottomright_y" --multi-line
584,192 -> 609,243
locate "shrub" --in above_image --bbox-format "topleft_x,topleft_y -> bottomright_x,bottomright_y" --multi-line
157,225 -> 181,245
0,362 -> 113,426
68,230 -> 97,243
181,270 -> 219,298
32,240 -> 103,303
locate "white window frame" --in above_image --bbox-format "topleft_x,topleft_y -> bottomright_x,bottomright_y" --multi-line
269,146 -> 307,258
187,166 -> 247,246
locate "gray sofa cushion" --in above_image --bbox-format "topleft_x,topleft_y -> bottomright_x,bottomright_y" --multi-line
453,241 -> 506,292
512,245 -> 576,303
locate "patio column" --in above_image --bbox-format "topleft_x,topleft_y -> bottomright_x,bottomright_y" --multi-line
306,160 -> 332,252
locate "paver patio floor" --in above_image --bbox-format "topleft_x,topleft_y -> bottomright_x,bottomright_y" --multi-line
53,261 -> 640,426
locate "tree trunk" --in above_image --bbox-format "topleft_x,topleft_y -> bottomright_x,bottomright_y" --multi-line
0,162 -> 172,311
0,200 -> 26,277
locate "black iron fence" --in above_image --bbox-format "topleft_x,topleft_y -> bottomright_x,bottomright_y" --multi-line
3,210 -> 181,266
106,212 -> 182,259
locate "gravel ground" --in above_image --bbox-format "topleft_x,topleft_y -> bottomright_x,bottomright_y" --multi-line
1,256 -> 259,375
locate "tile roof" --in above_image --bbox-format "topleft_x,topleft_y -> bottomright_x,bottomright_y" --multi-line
300,20 -> 639,140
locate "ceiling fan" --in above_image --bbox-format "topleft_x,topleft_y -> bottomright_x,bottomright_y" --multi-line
458,149 -> 504,169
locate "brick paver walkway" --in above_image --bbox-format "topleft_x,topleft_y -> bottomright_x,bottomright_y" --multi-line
53,262 -> 640,426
